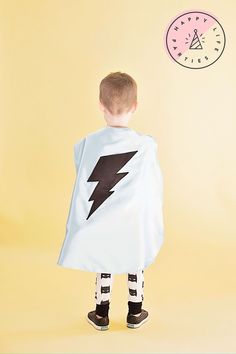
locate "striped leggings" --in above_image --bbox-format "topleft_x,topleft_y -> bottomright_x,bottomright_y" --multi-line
95,270 -> 144,317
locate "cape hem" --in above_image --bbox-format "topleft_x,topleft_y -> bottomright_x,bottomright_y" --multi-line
56,253 -> 160,274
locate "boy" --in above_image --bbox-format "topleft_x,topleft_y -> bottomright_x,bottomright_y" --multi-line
57,71 -> 164,330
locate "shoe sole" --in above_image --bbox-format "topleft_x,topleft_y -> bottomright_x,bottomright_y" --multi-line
86,316 -> 109,331
126,315 -> 149,328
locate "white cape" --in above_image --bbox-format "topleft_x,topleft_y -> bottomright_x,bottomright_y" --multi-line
57,126 -> 164,274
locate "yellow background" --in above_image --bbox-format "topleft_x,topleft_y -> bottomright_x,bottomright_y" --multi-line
1,0 -> 236,352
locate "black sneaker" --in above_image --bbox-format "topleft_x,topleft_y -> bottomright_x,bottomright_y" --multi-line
127,309 -> 149,328
87,310 -> 109,331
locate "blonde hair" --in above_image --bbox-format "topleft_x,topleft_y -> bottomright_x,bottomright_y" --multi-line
99,71 -> 137,116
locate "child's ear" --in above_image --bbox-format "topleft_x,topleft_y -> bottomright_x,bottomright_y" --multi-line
132,101 -> 138,112
99,101 -> 105,112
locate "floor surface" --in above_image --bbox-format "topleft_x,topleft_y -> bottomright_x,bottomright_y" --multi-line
1,238 -> 236,353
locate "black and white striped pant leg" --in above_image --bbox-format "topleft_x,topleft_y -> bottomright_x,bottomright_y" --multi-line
95,272 -> 114,317
95,272 -> 114,305
127,269 -> 144,303
127,270 -> 144,315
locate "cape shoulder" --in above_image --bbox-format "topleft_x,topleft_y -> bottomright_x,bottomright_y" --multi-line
146,134 -> 158,153
72,133 -> 159,172
73,137 -> 86,173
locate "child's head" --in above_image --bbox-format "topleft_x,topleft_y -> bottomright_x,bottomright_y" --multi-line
99,71 -> 137,126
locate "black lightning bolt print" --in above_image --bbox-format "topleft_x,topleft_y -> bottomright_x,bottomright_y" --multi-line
86,150 -> 138,220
